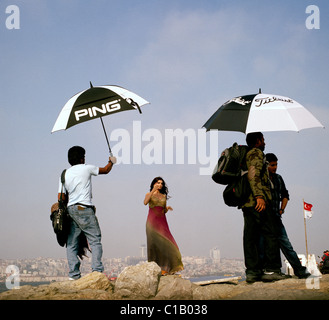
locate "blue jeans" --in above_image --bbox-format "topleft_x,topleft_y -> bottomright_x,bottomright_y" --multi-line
259,216 -> 308,276
277,218 -> 307,276
66,205 -> 104,279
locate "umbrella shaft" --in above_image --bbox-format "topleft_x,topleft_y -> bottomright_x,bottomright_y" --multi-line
100,117 -> 113,156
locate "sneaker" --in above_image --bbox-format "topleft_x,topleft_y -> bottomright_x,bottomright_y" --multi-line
261,271 -> 289,282
297,271 -> 312,279
246,274 -> 260,284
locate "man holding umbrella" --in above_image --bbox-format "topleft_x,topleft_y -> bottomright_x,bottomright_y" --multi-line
203,91 -> 323,283
242,132 -> 286,283
52,83 -> 148,279
58,146 -> 116,280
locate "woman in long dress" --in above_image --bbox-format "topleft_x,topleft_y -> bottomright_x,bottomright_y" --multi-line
144,177 -> 184,275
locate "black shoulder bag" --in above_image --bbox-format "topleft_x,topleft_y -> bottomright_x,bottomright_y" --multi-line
50,170 -> 70,247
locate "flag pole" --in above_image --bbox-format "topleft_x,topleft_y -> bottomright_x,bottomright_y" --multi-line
303,199 -> 309,264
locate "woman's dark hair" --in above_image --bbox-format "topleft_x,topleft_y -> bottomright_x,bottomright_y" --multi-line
150,176 -> 169,199
68,146 -> 85,166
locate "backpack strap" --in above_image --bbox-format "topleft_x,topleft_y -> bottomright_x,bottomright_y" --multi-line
61,169 -> 66,184
238,145 -> 250,175
60,170 -> 66,202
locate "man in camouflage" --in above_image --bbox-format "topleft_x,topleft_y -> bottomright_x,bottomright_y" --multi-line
242,132 -> 286,283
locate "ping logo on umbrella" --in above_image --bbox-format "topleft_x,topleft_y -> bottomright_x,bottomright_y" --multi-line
74,100 -> 121,121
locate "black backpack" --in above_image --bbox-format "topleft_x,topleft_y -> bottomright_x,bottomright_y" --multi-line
212,143 -> 251,208
212,143 -> 249,185
50,170 -> 70,247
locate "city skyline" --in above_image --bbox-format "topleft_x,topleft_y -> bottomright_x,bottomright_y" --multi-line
0,243 -> 228,261
0,253 -> 246,292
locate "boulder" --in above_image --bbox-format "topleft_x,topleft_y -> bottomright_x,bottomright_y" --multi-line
64,271 -> 114,291
155,275 -> 195,300
0,271 -> 114,300
193,282 -> 240,300
114,262 -> 161,299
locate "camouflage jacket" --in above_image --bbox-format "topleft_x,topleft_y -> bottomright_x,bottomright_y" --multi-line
243,147 -> 272,208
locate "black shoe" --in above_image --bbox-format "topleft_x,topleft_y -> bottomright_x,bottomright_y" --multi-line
261,271 -> 289,282
246,274 -> 260,284
297,271 -> 312,279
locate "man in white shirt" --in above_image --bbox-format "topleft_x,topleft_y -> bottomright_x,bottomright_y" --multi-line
58,146 -> 115,280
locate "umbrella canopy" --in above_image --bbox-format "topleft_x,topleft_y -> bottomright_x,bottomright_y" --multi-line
203,93 -> 324,134
52,84 -> 149,132
52,84 -> 149,155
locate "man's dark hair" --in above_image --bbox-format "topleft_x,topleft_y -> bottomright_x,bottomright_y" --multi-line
68,146 -> 85,165
246,132 -> 263,148
266,153 -> 278,162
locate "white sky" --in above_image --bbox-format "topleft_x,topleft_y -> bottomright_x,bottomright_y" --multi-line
0,0 -> 328,261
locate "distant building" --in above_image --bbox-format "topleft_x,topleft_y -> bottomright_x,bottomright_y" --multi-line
140,244 -> 147,258
125,256 -> 146,265
210,247 -> 220,263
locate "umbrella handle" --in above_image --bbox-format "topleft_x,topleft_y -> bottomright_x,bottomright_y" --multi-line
100,117 -> 113,157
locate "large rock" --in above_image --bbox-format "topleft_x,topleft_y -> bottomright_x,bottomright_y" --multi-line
114,262 -> 161,299
0,271 -> 114,300
59,271 -> 114,291
193,282 -> 240,300
155,275 -> 195,300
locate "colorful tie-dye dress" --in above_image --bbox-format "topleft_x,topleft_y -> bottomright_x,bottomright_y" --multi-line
146,193 -> 184,274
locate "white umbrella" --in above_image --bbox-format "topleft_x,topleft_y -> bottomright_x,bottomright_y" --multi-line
203,92 -> 324,133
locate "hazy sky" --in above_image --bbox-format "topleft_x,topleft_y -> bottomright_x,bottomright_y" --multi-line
1,0 -> 328,262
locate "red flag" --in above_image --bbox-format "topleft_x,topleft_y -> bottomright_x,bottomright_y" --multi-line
304,201 -> 313,219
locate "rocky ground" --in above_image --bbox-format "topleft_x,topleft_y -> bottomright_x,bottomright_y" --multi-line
1,262 -> 328,300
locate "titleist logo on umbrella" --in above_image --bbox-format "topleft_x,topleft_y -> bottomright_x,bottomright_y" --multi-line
202,92 -> 323,133
224,97 -> 251,106
254,96 -> 294,108
74,100 -> 122,121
